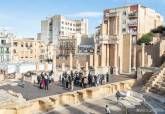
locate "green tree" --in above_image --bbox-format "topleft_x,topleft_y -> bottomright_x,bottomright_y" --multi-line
137,32 -> 154,44
151,26 -> 165,33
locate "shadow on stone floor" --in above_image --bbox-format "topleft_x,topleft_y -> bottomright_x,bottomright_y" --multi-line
82,102 -> 104,114
46,105 -> 86,114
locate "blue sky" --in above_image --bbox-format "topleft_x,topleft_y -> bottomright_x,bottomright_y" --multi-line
0,0 -> 165,38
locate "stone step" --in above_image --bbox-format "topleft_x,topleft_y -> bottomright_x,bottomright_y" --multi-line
123,96 -> 142,105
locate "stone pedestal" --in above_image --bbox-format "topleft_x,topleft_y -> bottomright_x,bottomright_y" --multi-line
69,53 -> 73,71
113,66 -> 118,75
137,68 -> 142,80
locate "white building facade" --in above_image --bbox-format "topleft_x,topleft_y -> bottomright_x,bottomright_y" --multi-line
0,30 -> 15,63
41,15 -> 88,45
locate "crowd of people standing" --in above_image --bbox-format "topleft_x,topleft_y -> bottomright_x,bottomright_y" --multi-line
37,71 -> 54,90
60,71 -> 110,91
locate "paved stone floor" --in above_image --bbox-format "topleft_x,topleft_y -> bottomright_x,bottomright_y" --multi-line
0,75 -> 129,100
41,95 -> 153,114
42,96 -> 125,114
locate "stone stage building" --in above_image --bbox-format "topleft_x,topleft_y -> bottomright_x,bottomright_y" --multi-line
88,4 -> 164,75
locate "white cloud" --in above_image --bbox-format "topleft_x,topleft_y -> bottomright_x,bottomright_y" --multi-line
67,11 -> 103,18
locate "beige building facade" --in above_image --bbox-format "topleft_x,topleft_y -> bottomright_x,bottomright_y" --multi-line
10,38 -> 54,62
90,4 -> 164,74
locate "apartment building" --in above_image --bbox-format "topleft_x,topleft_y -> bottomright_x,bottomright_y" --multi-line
0,30 -> 14,62
90,4 -> 164,74
41,15 -> 88,45
11,38 -> 54,62
58,33 -> 83,58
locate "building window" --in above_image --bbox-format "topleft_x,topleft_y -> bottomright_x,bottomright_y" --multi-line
123,11 -> 127,16
1,40 -> 6,45
122,19 -> 126,24
5,48 -> 9,53
13,42 -> 18,46
0,48 -> 4,53
30,43 -> 32,47
122,28 -> 126,32
21,43 -> 24,47
25,43 -> 28,47
13,49 -> 16,53
6,55 -> 9,61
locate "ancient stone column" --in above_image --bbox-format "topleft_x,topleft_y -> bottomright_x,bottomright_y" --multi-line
133,44 -> 136,69
94,43 -> 98,71
77,63 -> 81,71
141,43 -> 145,67
113,44 -> 118,75
45,62 -> 48,72
101,44 -> 106,67
10,37 -> 14,63
62,63 -> 65,72
85,62 -> 89,76
76,60 -> 81,71
36,63 -> 39,72
106,44 -> 110,66
107,19 -> 110,35
53,51 -> 56,74
69,52 -> 73,71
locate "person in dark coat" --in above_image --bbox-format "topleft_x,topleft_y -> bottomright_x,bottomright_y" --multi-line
115,91 -> 120,103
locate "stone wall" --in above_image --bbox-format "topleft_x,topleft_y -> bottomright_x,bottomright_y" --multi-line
136,39 -> 165,67
0,79 -> 135,114
56,55 -> 88,68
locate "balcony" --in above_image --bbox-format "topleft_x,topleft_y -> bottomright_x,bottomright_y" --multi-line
128,19 -> 138,27
129,29 -> 137,35
99,35 -> 119,44
130,31 -> 137,35
129,12 -> 138,18
104,12 -> 118,18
